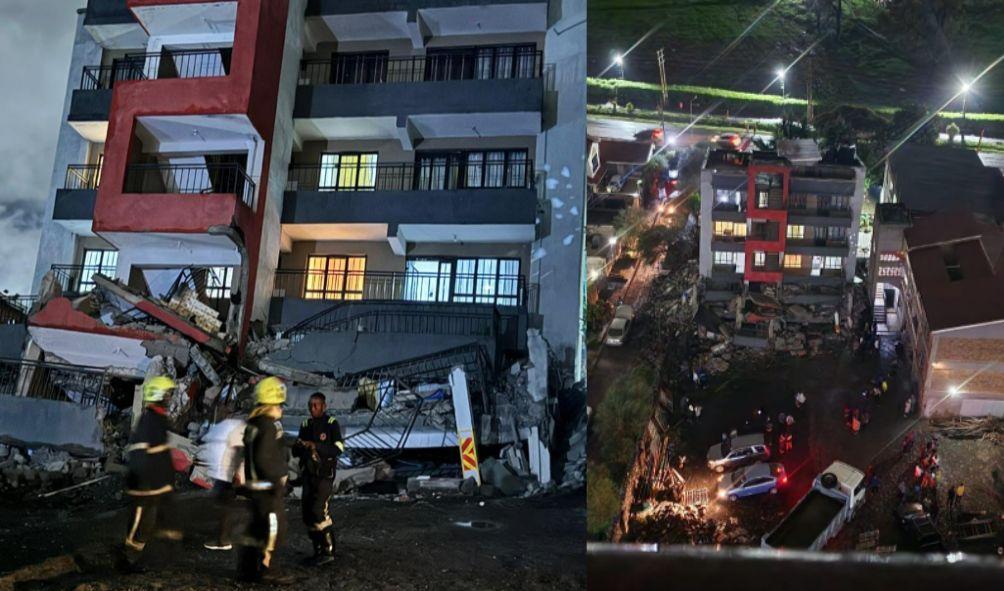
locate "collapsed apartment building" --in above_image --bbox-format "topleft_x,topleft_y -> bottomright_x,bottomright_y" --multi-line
698,140 -> 865,349
868,144 -> 1004,418
0,0 -> 587,498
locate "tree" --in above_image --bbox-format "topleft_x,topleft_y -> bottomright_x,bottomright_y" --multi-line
636,224 -> 678,264
587,463 -> 622,539
594,365 -> 656,478
612,207 -> 649,250
888,103 -> 939,146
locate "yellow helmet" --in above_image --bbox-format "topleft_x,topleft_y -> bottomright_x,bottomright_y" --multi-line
254,376 -> 287,405
143,376 -> 176,403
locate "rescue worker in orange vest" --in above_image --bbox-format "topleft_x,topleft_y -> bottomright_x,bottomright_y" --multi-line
118,376 -> 182,571
293,392 -> 345,565
237,377 -> 291,584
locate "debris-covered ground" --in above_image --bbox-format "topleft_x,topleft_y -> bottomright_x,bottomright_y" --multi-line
0,482 -> 585,590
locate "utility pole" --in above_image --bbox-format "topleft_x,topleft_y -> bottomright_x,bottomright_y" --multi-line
657,48 -> 669,139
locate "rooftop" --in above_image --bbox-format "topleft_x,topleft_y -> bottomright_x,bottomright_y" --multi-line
905,212 -> 1004,332
596,138 -> 653,165
888,144 -> 1004,221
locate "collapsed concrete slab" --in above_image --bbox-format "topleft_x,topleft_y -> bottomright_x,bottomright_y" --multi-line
0,396 -> 104,454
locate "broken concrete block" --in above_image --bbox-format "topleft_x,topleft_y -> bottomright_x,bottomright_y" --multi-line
141,340 -> 190,365
334,466 -> 376,493
526,329 -> 548,403
480,458 -> 526,496
406,476 -> 463,495
460,476 -> 478,496
189,346 -> 221,385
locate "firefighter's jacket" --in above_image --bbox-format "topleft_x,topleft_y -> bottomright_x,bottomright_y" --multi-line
243,406 -> 288,492
295,415 -> 344,478
125,405 -> 174,497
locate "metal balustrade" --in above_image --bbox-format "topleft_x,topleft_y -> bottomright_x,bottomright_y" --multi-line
286,160 -> 534,192
80,49 -> 232,89
64,164 -> 103,189
124,163 -> 255,207
0,295 -> 36,324
0,357 -> 114,410
272,270 -> 528,308
299,50 -> 543,86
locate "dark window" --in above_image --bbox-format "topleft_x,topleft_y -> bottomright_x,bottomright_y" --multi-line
330,52 -> 388,84
415,150 -> 529,190
941,245 -> 963,281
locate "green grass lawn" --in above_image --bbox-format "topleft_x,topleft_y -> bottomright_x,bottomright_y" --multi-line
588,0 -> 1004,112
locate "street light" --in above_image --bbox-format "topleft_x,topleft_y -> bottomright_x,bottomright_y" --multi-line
608,236 -> 618,246
613,53 -> 624,67
959,80 -> 972,146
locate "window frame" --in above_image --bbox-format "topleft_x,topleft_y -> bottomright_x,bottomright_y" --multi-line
79,249 -> 118,292
304,255 -> 367,300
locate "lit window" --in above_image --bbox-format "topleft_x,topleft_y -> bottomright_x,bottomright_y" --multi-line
880,253 -> 899,262
823,256 -> 842,270
786,225 -> 805,240
754,251 -> 766,267
783,254 -> 802,269
319,152 -> 378,191
305,255 -> 367,300
713,251 -> 736,265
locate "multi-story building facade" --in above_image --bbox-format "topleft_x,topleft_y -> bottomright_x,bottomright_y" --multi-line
900,213 -> 1004,417
32,0 -> 587,378
868,144 -> 1004,336
698,146 -> 864,340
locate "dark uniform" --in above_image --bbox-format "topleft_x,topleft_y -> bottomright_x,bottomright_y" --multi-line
238,408 -> 289,582
295,414 -> 344,560
120,405 -> 175,564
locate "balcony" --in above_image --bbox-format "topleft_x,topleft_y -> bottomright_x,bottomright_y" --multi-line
124,163 -> 255,206
0,295 -> 37,325
70,49 -> 233,125
0,357 -> 114,411
54,165 -> 101,225
283,161 -> 537,229
49,265 -> 110,298
294,51 -> 544,121
269,269 -> 535,353
753,187 -> 784,210
785,236 -> 850,256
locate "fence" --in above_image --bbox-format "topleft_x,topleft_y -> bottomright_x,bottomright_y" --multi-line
286,159 -> 534,192
80,48 -> 232,90
298,49 -> 543,86
124,163 -> 255,207
64,164 -> 103,189
272,269 -> 527,308
0,357 -> 113,410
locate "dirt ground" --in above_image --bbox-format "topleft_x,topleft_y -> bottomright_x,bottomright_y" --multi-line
0,483 -> 585,590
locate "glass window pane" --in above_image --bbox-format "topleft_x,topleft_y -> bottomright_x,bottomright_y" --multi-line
357,154 -> 378,189
319,154 -> 339,191
475,48 -> 493,80
485,152 -> 505,187
494,47 -> 514,79
338,154 -> 359,189
466,153 -> 484,188
345,256 -> 366,299
305,256 -> 327,299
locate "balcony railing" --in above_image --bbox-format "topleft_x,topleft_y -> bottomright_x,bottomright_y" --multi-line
80,62 -> 146,90
286,160 -> 534,192
64,164 -> 103,189
0,357 -> 113,410
125,163 -> 255,207
786,237 -> 849,248
0,295 -> 36,324
272,270 -> 530,308
788,204 -> 852,217
50,264 -> 108,297
298,50 -> 543,86
80,49 -> 232,89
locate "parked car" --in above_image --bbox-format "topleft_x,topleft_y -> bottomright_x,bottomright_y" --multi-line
715,132 -> 742,150
707,433 -> 770,473
605,305 -> 635,346
599,273 -> 628,300
717,462 -> 786,501
894,502 -> 945,552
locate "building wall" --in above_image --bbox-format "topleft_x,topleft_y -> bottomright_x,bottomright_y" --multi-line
532,0 -> 586,379
32,13 -> 104,291
698,167 -> 714,277
281,240 -> 530,274
923,322 -> 1004,417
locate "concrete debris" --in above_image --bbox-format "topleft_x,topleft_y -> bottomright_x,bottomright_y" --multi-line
334,466 -> 377,493
501,444 -> 530,477
141,339 -> 190,366
188,345 -> 221,385
480,457 -> 527,496
406,476 -> 464,495
526,328 -> 549,403
560,414 -> 587,490
165,288 -> 222,334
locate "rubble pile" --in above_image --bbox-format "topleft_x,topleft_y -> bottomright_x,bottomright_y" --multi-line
932,416 -> 1004,445
0,443 -> 104,496
630,502 -> 758,545
559,413 -> 587,490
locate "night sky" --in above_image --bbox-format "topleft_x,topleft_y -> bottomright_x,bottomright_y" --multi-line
0,0 -> 84,295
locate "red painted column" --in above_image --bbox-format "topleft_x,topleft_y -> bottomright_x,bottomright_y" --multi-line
743,164 -> 789,284
94,0 -> 290,349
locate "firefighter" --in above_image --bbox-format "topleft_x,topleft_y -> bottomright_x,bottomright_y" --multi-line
237,377 -> 291,584
294,392 -> 345,565
118,376 -> 181,571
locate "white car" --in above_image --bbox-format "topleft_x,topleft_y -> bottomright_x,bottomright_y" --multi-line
604,305 -> 635,346
717,462 -> 787,502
